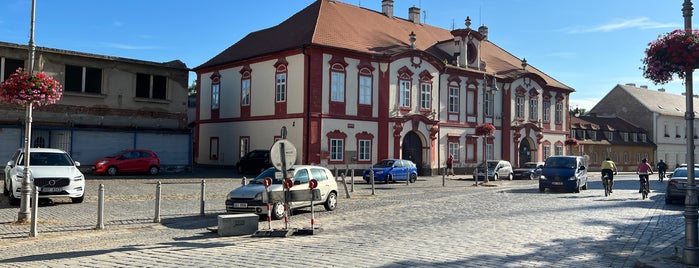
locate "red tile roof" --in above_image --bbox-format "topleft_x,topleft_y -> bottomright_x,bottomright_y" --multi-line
195,0 -> 572,91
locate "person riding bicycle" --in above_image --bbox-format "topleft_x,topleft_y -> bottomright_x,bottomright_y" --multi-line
600,157 -> 618,193
637,158 -> 653,193
656,159 -> 668,182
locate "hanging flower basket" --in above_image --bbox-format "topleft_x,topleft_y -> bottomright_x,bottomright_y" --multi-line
642,29 -> 699,84
564,138 -> 578,146
0,68 -> 63,107
475,123 -> 496,136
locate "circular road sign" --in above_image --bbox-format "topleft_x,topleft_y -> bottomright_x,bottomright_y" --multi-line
309,179 -> 318,190
270,139 -> 297,171
262,177 -> 272,188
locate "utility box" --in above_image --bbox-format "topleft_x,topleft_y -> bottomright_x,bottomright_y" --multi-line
218,213 -> 258,237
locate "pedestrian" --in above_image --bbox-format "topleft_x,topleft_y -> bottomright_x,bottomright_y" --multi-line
446,154 -> 455,176
637,158 -> 653,193
656,159 -> 668,182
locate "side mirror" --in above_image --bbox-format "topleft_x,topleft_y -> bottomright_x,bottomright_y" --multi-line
7,160 -> 15,167
75,161 -> 81,167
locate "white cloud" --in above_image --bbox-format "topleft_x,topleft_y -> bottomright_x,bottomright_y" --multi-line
566,17 -> 678,34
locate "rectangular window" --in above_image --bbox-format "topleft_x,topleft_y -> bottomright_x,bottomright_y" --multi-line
529,98 -> 538,120
358,140 -> 371,161
331,71 -> 344,102
590,131 -> 597,141
543,145 -> 551,159
448,87 -> 459,113
515,96 -> 525,118
65,65 -> 102,94
554,145 -> 563,156
239,137 -> 249,158
448,142 -> 459,161
330,139 -> 344,161
211,84 -> 220,110
2,58 -> 24,82
241,78 -> 250,106
555,101 -> 563,124
485,92 -> 494,116
420,83 -> 431,110
399,80 -> 411,107
466,143 -> 475,161
136,73 -> 167,100
359,75 -> 372,105
622,132 -> 628,141
486,144 -> 494,161
543,101 -> 551,122
276,73 -> 286,102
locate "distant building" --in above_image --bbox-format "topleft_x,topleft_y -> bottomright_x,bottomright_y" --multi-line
588,83 -> 698,168
193,0 -> 575,173
0,41 -> 192,170
569,115 -> 655,171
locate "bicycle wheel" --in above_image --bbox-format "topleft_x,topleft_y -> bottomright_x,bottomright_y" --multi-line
642,180 -> 649,200
603,179 -> 609,197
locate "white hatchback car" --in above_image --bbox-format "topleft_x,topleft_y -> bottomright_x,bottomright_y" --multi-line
225,165 -> 338,220
3,148 -> 85,205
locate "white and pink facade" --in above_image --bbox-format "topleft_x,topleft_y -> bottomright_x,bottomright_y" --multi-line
193,0 -> 574,173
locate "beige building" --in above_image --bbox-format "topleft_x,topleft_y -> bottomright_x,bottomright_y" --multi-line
0,41 -> 191,169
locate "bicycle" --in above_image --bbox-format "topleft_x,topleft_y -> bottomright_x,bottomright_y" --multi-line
658,170 -> 666,182
641,176 -> 650,200
602,174 -> 612,197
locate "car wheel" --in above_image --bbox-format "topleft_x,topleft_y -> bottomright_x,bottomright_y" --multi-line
271,202 -> 286,220
107,166 -> 118,176
148,166 -> 159,175
493,174 -> 499,181
507,173 -> 513,181
385,174 -> 391,184
71,195 -> 84,203
529,173 -> 535,180
581,180 -> 588,190
324,192 -> 337,211
409,173 -> 417,183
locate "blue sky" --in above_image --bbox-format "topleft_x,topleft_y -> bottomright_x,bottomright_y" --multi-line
0,0 -> 689,110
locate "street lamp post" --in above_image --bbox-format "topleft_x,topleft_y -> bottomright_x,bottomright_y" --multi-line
481,75 -> 498,183
17,0 -> 37,224
683,0 -> 699,265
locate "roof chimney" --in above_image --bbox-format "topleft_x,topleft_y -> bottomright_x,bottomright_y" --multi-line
625,83 -> 636,87
382,0 -> 394,18
478,25 -> 489,40
409,6 -> 420,24
640,85 -> 648,89
658,88 -> 666,92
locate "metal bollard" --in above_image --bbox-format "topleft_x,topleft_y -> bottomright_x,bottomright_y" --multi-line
96,184 -> 105,230
30,186 -> 38,237
406,166 -> 409,185
241,177 -> 247,186
370,168 -> 375,195
351,169 -> 355,192
442,167 -> 446,187
200,180 -> 206,217
154,181 -> 162,223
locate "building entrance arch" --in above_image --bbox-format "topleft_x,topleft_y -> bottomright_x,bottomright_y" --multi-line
519,138 -> 534,167
402,131 -> 424,174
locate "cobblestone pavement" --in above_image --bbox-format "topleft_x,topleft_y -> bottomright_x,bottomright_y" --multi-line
0,169 -> 694,267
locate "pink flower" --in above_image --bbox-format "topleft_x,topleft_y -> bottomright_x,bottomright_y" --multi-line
0,68 -> 63,107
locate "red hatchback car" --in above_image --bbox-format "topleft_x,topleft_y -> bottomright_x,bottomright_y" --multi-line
93,149 -> 161,176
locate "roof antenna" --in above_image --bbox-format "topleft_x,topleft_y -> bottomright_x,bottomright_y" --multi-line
423,10 -> 428,24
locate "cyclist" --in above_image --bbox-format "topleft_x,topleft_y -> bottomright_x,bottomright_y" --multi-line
600,157 -> 618,193
637,158 -> 653,194
656,159 -> 668,182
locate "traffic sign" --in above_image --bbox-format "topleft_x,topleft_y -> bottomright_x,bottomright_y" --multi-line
270,139 -> 297,171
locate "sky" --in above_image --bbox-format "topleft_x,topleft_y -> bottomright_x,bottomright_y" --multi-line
0,0 -> 691,111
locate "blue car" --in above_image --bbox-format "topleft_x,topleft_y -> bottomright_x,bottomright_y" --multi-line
538,155 -> 588,193
363,159 -> 418,184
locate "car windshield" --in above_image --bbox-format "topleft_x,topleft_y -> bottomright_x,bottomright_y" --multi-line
373,160 -> 395,168
250,168 -> 284,184
672,169 -> 699,177
545,158 -> 576,169
20,152 -> 74,166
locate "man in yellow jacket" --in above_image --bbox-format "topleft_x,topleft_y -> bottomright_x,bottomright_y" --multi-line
601,157 -> 618,193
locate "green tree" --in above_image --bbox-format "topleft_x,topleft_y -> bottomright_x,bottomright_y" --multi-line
188,81 -> 197,97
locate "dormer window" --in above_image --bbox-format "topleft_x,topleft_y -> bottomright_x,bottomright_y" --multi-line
467,42 -> 477,64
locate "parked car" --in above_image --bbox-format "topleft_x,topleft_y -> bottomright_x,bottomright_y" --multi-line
472,160 -> 513,181
3,148 -> 85,205
225,165 -> 338,219
538,155 -> 588,193
236,149 -> 272,174
513,161 -> 545,180
93,149 -> 160,176
665,165 -> 699,204
362,159 -> 418,184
